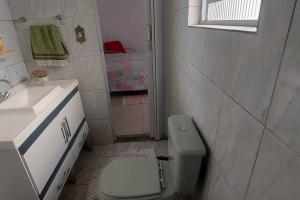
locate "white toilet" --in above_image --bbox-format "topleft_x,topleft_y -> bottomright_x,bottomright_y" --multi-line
98,115 -> 206,200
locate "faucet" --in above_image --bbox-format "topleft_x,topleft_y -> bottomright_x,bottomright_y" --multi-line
0,79 -> 12,103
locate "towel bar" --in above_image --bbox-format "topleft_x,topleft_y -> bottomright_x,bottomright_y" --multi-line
11,15 -> 65,27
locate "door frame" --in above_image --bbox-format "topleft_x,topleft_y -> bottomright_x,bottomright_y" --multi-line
150,0 -> 172,140
150,0 -> 165,140
94,0 -> 171,141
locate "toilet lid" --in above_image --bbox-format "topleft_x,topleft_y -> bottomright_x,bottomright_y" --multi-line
101,157 -> 161,199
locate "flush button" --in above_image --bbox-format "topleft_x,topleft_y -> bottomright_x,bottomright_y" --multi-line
178,126 -> 188,132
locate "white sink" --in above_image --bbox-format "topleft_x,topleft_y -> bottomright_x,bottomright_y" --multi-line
0,85 -> 63,115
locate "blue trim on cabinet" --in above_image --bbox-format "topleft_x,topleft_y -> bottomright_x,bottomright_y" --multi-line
18,87 -> 79,155
39,118 -> 86,200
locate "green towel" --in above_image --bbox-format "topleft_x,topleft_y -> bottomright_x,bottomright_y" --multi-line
30,25 -> 69,60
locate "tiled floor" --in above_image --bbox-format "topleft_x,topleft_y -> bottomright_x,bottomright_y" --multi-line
59,140 -> 168,200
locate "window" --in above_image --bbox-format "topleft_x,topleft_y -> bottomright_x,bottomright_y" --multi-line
188,0 -> 262,32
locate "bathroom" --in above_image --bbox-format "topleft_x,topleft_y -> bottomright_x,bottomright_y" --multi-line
0,0 -> 299,200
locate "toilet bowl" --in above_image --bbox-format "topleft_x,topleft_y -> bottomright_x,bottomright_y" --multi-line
97,115 -> 206,200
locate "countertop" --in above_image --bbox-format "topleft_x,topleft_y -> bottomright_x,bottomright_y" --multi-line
0,79 -> 79,150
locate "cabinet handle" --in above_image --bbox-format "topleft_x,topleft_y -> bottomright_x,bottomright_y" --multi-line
64,117 -> 71,140
79,134 -> 86,147
79,140 -> 83,147
57,167 -> 71,191
57,182 -> 63,191
62,122 -> 69,143
79,132 -> 87,147
66,168 -> 71,176
63,168 -> 69,178
61,124 -> 67,144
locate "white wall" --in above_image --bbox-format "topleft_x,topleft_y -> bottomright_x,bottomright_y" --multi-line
0,0 -> 28,93
97,0 -> 149,53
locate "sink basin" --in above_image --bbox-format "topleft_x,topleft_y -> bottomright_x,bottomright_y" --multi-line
0,85 -> 63,115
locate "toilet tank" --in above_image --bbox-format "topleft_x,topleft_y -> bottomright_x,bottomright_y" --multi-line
167,115 -> 206,195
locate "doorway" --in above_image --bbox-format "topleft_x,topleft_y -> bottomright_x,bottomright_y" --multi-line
96,0 -> 154,140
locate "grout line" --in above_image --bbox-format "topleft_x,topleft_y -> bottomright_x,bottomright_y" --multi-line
178,52 -> 265,127
212,93 -> 224,156
202,69 -> 265,126
242,0 -> 299,199
211,155 -> 239,200
242,128 -> 265,200
266,127 -> 300,158
0,60 -> 25,84
2,60 -> 24,69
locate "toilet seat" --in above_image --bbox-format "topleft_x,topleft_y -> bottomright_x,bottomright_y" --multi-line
100,158 -> 162,200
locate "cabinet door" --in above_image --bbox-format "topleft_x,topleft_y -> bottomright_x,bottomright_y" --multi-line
23,113 -> 67,194
71,121 -> 89,165
60,93 -> 85,142
43,151 -> 74,200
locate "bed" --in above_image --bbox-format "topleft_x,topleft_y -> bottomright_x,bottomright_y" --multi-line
105,53 -> 148,95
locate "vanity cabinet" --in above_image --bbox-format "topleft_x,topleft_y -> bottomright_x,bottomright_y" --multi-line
23,112 -> 69,194
0,84 -> 89,200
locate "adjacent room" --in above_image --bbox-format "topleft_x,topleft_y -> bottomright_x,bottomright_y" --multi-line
97,0 -> 152,139
0,0 -> 299,200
